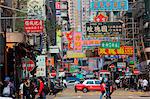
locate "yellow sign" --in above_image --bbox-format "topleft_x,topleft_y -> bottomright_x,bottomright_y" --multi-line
66,51 -> 86,58
98,46 -> 133,55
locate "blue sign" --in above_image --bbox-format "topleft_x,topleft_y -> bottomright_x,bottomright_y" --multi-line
90,0 -> 128,11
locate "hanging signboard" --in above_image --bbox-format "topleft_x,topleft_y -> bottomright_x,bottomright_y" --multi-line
101,41 -> 120,49
86,22 -> 122,37
98,46 -> 133,55
74,32 -> 82,51
117,62 -> 126,68
94,13 -> 108,22
83,40 -> 101,47
24,19 -> 44,33
90,0 -> 128,11
36,55 -> 46,77
66,51 -> 86,58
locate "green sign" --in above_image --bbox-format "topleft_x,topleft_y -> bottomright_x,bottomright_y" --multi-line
70,66 -> 79,73
101,41 -> 120,49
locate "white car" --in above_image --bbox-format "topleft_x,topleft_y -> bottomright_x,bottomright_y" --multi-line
66,80 -> 80,86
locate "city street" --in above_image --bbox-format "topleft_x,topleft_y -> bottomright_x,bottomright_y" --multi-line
48,86 -> 150,99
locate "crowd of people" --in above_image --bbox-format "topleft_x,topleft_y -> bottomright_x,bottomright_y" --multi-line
114,76 -> 149,91
0,76 -> 66,99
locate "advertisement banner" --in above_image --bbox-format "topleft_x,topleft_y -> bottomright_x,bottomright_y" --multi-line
24,19 -> 44,33
83,40 -> 101,47
98,46 -> 133,55
101,41 -> 120,49
90,0 -> 128,11
27,0 -> 46,20
74,32 -> 82,51
56,30 -> 62,50
36,55 -> 46,77
55,2 -> 61,9
46,57 -> 54,67
117,62 -> 126,68
86,22 -> 122,37
66,51 -> 86,58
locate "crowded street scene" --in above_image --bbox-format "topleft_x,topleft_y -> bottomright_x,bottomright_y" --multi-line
0,0 -> 150,99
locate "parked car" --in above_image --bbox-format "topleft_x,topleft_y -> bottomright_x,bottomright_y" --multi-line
74,79 -> 101,93
66,80 -> 80,86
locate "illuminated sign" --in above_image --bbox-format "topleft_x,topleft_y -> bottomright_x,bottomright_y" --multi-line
90,0 -> 128,11
83,40 -> 101,47
101,41 -> 120,49
98,46 -> 133,55
74,32 -> 82,51
86,22 -> 122,37
66,51 -> 86,58
24,20 -> 44,33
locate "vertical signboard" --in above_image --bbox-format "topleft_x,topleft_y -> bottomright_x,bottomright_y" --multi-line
56,30 -> 62,50
74,32 -> 82,51
36,55 -> 46,77
27,0 -> 46,20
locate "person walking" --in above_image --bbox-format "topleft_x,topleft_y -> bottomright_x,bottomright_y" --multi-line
2,77 -> 15,98
100,78 -> 106,99
37,77 -> 45,99
142,78 -> 148,91
23,78 -> 30,99
105,77 -> 113,99
19,79 -> 24,99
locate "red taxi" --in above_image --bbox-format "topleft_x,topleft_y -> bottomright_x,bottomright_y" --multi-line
74,79 -> 101,93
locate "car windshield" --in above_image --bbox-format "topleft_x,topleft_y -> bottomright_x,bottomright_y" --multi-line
95,81 -> 100,84
86,81 -> 94,84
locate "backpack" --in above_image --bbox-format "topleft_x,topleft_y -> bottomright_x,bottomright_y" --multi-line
2,85 -> 11,96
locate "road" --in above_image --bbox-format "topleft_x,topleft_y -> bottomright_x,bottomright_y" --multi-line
47,86 -> 150,99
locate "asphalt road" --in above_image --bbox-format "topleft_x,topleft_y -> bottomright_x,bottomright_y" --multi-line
47,86 -> 150,99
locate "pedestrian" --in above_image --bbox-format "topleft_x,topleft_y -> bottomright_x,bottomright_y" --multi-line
63,78 -> 67,88
138,78 -> 143,91
100,78 -> 106,99
19,79 -> 24,99
37,77 -> 45,99
29,79 -> 36,99
2,76 -> 15,98
105,77 -> 113,99
115,78 -> 120,89
23,78 -> 30,99
142,78 -> 148,91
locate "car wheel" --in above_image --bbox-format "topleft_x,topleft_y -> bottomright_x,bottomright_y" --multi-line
75,87 -> 77,93
82,88 -> 88,93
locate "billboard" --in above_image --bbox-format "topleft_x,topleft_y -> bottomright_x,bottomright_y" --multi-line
101,41 -> 120,49
98,46 -> 133,55
86,22 -> 122,37
74,32 -> 82,51
90,0 -> 128,11
36,55 -> 46,77
24,19 -> 44,33
66,51 -> 86,58
27,0 -> 46,20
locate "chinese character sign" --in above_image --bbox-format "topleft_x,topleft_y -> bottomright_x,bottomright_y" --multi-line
24,20 -> 44,33
90,0 -> 128,11
74,32 -> 82,51
36,55 -> 46,77
98,46 -> 133,55
86,22 -> 122,37
101,41 -> 120,49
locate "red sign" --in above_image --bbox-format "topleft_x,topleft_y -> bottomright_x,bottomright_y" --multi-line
22,60 -> 35,71
55,2 -> 61,9
94,13 -> 108,22
24,20 -> 44,33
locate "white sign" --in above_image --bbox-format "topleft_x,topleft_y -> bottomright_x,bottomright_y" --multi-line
36,55 -> 46,77
27,0 -> 46,20
49,46 -> 60,53
117,62 -> 126,68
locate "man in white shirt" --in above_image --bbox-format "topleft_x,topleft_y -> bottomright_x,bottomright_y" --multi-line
142,79 -> 148,91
